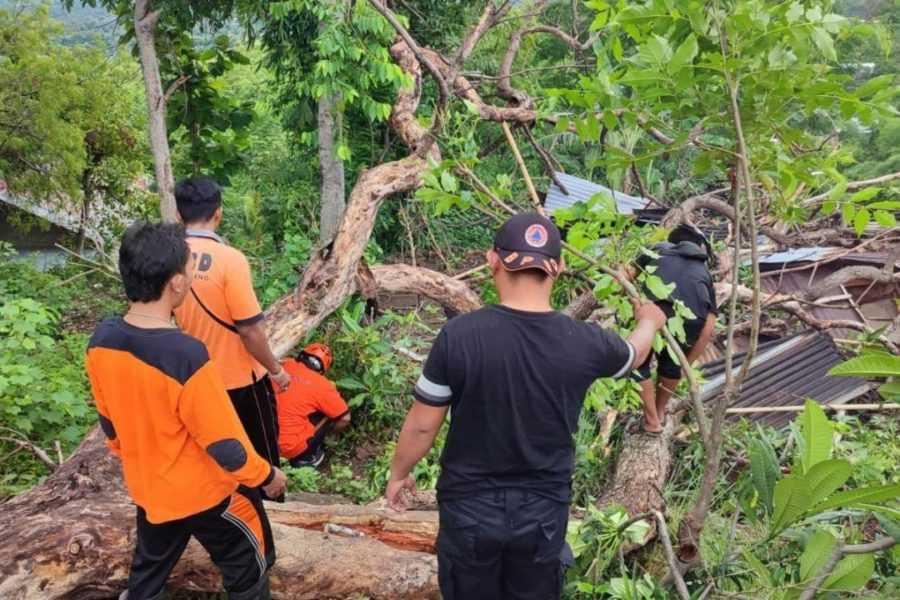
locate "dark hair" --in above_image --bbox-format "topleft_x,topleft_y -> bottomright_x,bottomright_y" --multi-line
119,222 -> 190,303
670,222 -> 711,249
175,177 -> 222,224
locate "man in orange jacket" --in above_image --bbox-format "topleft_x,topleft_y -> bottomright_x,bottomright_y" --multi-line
86,222 -> 287,600
276,343 -> 351,468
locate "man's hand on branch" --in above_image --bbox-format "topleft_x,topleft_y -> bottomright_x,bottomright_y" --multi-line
635,302 -> 667,330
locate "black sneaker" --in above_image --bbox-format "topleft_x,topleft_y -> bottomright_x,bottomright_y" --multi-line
292,447 -> 326,469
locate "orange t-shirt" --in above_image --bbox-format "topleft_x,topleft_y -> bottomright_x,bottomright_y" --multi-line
276,359 -> 350,459
174,231 -> 266,390
85,318 -> 273,524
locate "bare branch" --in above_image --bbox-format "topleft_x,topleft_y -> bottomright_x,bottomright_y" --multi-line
162,74 -> 189,106
802,171 -> 900,207
806,265 -> 900,300
0,430 -> 58,470
661,189 -> 791,244
798,537 -> 896,600
653,511 -> 690,600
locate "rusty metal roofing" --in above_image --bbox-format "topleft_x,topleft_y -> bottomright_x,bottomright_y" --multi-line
545,172 -> 650,215
700,331 -> 870,428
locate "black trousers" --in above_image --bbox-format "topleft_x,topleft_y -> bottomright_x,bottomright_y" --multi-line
437,489 -> 572,600
288,411 -> 334,466
127,486 -> 274,600
229,375 -> 280,500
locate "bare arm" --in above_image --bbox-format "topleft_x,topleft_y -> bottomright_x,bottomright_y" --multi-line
386,401 -> 448,510
627,303 -> 668,368
236,321 -> 289,388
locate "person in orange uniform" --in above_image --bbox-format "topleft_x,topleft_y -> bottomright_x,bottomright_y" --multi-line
276,343 -> 351,468
85,222 -> 287,600
172,178 -> 291,498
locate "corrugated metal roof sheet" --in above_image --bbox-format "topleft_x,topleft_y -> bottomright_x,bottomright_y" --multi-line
545,172 -> 649,215
700,331 -> 870,428
755,246 -> 900,272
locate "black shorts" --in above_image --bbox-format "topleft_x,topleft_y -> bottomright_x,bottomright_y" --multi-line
127,486 -> 274,600
633,314 -> 706,381
437,489 -> 573,600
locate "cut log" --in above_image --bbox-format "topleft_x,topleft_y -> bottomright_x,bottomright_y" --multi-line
0,429 -> 440,599
371,264 -> 484,315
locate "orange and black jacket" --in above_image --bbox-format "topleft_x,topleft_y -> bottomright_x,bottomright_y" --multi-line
85,318 -> 274,524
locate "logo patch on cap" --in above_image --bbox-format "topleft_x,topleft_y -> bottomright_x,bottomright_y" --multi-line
524,224 -> 548,248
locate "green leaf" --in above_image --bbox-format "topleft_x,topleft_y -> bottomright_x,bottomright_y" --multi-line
440,170 -> 458,193
800,529 -> 837,582
850,188 -> 880,202
798,400 -> 832,474
786,2 -> 804,23
645,275 -> 675,301
841,202 -> 855,225
810,483 -> 900,514
823,553 -> 874,591
855,75 -> 896,99
866,201 -> 900,210
668,34 -> 698,74
772,475 -> 809,534
742,548 -> 773,587
749,436 -> 780,514
874,210 -> 896,228
878,381 -> 900,400
804,459 -> 851,508
828,354 -> 900,378
853,208 -> 870,236
811,27 -> 836,62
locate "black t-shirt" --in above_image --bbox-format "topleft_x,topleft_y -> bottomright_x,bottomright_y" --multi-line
414,304 -> 635,502
636,241 -> 717,322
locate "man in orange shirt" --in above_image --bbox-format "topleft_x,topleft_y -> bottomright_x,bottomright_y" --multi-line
173,178 -> 290,498
276,343 -> 351,468
86,222 -> 287,600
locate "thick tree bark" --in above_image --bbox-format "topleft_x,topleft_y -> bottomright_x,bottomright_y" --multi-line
317,91 -> 346,245
0,429 -> 440,599
595,421 -> 676,549
134,0 -> 176,223
371,264 -> 484,314
265,38 -> 439,358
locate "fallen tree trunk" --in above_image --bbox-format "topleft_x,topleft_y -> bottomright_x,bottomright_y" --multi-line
0,429 -> 440,600
595,419 -> 676,549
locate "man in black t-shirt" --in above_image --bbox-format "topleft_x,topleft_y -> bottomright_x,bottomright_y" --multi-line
384,213 -> 667,600
630,223 -> 718,434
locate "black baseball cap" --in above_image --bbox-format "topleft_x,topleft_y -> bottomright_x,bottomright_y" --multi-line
493,213 -> 562,277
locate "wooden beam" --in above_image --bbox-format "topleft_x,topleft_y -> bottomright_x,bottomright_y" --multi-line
726,403 -> 899,415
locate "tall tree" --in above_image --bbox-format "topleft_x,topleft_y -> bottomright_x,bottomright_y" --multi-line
132,0 -> 175,221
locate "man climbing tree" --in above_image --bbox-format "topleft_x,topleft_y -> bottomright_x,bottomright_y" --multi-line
630,223 -> 718,435
385,213 -> 668,600
173,177 -> 291,499
85,222 -> 286,600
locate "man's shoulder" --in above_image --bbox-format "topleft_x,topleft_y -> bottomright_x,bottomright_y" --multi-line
440,306 -> 498,335
88,319 -> 209,385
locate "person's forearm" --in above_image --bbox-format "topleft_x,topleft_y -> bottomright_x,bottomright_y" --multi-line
237,323 -> 281,374
390,417 -> 440,481
628,318 -> 663,368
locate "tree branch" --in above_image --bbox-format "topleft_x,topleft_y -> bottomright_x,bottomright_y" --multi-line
162,74 -> 190,106
802,171 -> 900,207
798,537 -> 896,600
653,511 -> 690,600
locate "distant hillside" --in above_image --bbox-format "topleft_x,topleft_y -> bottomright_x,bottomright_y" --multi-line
0,1 -> 121,48
1,1 -> 245,50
